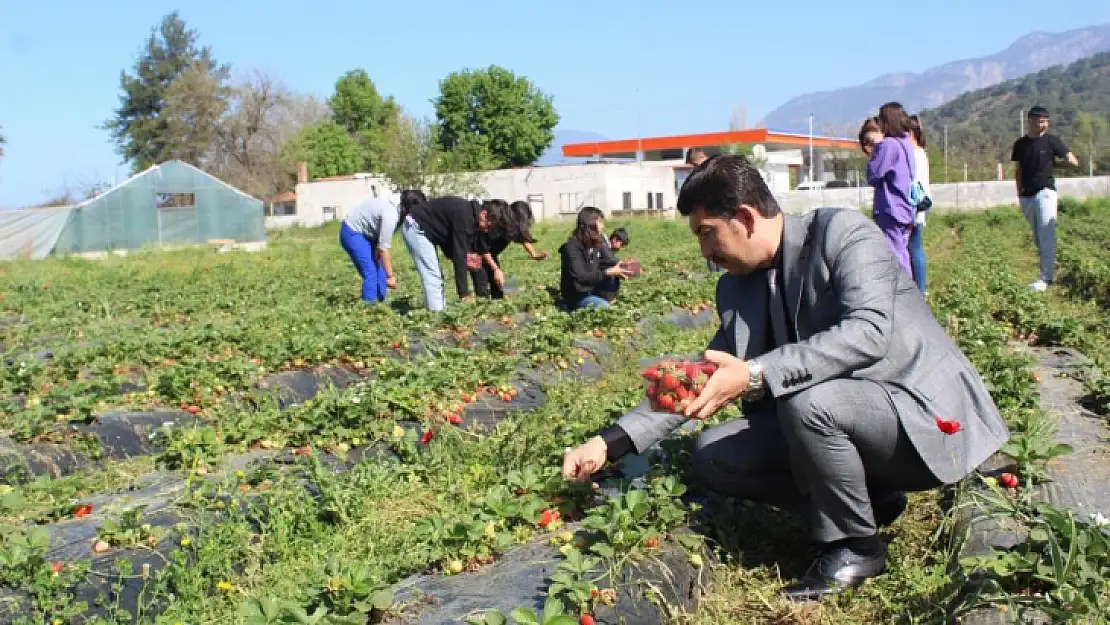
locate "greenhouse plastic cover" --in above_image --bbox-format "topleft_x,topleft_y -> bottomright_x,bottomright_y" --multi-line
0,206 -> 73,260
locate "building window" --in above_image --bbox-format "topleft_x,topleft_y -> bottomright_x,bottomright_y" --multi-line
156,192 -> 195,209
267,201 -> 296,216
647,192 -> 654,209
323,206 -> 338,222
655,193 -> 664,210
622,192 -> 632,210
559,192 -> 580,214
526,193 -> 544,219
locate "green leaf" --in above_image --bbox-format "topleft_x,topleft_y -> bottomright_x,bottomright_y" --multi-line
509,607 -> 540,625
544,617 -> 578,625
369,589 -> 394,611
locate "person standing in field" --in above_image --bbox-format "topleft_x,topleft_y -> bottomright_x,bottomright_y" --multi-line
907,115 -> 932,294
866,102 -> 917,280
339,196 -> 401,303
1011,106 -> 1080,292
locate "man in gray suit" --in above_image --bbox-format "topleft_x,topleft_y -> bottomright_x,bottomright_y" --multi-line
562,155 -> 1009,601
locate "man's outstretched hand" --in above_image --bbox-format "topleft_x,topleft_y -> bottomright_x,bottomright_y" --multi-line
683,349 -> 750,420
562,436 -> 608,482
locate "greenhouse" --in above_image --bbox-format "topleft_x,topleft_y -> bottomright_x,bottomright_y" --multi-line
0,160 -> 266,260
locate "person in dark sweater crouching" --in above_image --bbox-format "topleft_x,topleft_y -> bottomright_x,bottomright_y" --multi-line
558,207 -> 635,310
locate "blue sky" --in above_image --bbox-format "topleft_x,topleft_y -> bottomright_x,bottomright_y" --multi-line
0,0 -> 1107,207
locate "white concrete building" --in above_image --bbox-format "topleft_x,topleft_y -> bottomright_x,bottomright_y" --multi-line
274,162 -> 678,229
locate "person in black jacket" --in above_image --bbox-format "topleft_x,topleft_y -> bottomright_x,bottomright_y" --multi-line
559,207 -> 634,310
472,200 -> 549,299
400,191 -> 505,312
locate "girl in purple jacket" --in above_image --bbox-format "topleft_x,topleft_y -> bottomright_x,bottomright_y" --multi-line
866,102 -> 917,278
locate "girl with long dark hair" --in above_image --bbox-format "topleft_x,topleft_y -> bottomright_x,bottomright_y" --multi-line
558,206 -> 633,310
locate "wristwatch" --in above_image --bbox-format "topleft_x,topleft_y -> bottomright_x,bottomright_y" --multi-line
742,359 -> 766,401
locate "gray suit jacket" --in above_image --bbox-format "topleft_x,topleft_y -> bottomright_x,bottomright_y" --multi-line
615,207 -> 1009,484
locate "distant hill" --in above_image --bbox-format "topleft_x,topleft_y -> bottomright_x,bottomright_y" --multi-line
536,129 -> 608,166
918,51 -> 1110,178
764,24 -> 1110,134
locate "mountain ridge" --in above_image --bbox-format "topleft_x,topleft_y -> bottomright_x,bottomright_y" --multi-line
764,23 -> 1110,134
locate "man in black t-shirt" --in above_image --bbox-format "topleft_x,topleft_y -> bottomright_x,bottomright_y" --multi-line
1010,106 -> 1079,291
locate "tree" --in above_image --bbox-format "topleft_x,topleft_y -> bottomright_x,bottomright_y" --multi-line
433,65 -> 559,170
284,121 -> 363,179
1072,112 -> 1109,175
163,60 -> 230,166
328,69 -> 401,170
377,115 -> 483,197
103,12 -> 229,171
0,124 -> 6,159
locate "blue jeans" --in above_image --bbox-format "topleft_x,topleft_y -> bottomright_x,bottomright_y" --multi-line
401,215 -> 446,312
908,223 -> 926,293
570,295 -> 611,310
600,276 -> 620,295
340,223 -> 388,302
1019,188 -> 1058,283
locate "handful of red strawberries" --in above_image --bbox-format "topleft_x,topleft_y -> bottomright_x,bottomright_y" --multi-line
641,359 -> 718,414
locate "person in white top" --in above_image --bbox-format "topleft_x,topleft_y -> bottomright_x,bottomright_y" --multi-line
340,197 -> 401,302
907,115 -> 931,294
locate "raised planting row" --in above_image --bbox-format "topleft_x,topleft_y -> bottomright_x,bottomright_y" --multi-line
0,311 -> 720,625
911,200 -> 1110,623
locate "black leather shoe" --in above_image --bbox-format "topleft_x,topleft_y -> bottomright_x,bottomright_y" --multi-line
782,542 -> 888,602
873,492 -> 908,528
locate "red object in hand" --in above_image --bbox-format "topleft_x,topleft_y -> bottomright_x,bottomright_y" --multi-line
1000,472 -> 1019,489
935,416 -> 962,435
643,359 -> 715,415
624,259 -> 641,277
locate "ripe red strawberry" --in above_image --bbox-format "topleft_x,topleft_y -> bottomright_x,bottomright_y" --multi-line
445,412 -> 463,425
420,430 -> 434,445
392,341 -> 402,349
657,394 -> 676,411
51,561 -> 63,574
187,405 -> 201,414
674,386 -> 690,400
699,362 -> 718,376
539,508 -> 560,527
73,504 -> 93,519
461,393 -> 474,403
646,384 -> 658,397
661,374 -> 681,391
1000,472 -> 1019,489
683,363 -> 700,381
641,367 -> 659,382
580,615 -> 596,625
645,537 -> 659,549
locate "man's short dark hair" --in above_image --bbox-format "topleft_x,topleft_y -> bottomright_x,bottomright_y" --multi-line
1028,106 -> 1050,119
609,227 -> 629,246
677,154 -> 781,219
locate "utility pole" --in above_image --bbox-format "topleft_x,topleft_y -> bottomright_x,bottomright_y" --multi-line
808,113 -> 815,183
943,125 -> 949,184
1020,109 -> 1024,137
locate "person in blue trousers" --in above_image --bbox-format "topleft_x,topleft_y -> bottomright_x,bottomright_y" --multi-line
907,115 -> 932,294
339,196 -> 400,303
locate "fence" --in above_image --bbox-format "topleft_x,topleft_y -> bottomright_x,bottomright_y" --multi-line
776,175 -> 1110,214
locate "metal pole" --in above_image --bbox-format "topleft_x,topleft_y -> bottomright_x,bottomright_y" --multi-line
943,125 -> 949,184
808,114 -> 814,183
1020,109 -> 1024,137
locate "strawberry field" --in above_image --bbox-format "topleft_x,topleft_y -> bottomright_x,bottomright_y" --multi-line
2,199 -> 1109,624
